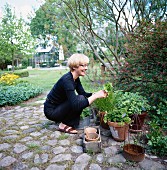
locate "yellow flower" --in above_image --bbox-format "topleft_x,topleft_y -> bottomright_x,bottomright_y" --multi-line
0,73 -> 20,85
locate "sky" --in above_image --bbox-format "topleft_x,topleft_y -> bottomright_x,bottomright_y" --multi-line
0,0 -> 44,20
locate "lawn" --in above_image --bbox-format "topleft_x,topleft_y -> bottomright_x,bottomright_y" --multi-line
21,69 -> 68,92
20,68 -> 95,93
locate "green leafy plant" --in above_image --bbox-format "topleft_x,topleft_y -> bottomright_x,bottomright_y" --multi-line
146,121 -> 167,156
116,20 -> 167,107
0,82 -> 43,106
94,83 -> 131,125
93,82 -> 114,112
13,71 -> 29,77
80,107 -> 91,119
117,92 -> 151,116
103,90 -> 131,125
151,99 -> 167,131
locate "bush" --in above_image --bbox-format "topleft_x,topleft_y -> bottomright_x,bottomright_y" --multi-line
80,107 -> 91,119
0,82 -> 43,106
146,120 -> 167,156
13,71 -> 29,77
116,20 -> 167,106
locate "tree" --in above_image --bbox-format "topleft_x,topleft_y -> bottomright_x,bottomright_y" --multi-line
30,0 -> 166,76
0,4 -> 36,71
29,1 -> 78,57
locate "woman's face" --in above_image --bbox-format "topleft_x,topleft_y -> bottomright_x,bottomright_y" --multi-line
74,63 -> 88,77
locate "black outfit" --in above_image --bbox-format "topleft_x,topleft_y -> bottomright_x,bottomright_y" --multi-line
44,71 -> 92,127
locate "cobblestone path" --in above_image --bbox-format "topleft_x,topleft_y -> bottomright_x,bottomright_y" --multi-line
0,95 -> 166,170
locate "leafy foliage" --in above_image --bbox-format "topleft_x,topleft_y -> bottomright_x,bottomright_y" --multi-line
0,82 -> 43,106
115,20 -> 167,156
103,90 -> 132,124
94,83 -> 131,124
117,92 -> 150,115
13,71 -> 29,78
146,121 -> 167,156
149,99 -> 167,133
93,83 -> 114,112
30,1 -> 78,57
80,107 -> 91,119
117,20 -> 167,106
0,4 -> 36,70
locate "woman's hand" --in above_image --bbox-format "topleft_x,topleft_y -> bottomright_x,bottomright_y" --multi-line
93,90 -> 108,99
88,90 -> 108,105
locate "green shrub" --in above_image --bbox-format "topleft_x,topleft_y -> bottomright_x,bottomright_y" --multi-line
80,107 -> 91,119
146,121 -> 167,156
0,82 -> 43,106
150,99 -> 167,131
11,71 -> 29,77
116,20 -> 167,106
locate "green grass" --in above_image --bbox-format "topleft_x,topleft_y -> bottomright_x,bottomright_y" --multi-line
1,67 -> 101,93
21,69 -> 68,92
57,133 -> 69,140
20,68 -> 96,93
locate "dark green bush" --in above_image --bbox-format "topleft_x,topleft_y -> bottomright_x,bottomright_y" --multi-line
11,71 -> 29,77
0,71 -> 29,78
0,82 -> 43,106
116,20 -> 167,106
146,121 -> 167,156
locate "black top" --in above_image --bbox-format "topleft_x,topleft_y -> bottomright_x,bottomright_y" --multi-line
47,71 -> 92,111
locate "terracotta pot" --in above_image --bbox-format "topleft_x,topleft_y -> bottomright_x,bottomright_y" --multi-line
85,127 -> 97,134
123,144 -> 145,162
99,111 -> 110,130
108,121 -> 129,142
130,112 -> 148,132
85,132 -> 100,142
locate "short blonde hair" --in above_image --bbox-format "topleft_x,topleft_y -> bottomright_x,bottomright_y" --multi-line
67,53 -> 89,71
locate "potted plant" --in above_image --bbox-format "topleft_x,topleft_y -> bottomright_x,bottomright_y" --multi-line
103,90 -> 131,141
118,92 -> 151,132
78,107 -> 91,129
93,83 -> 114,129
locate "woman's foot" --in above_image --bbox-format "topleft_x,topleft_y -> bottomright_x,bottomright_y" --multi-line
58,123 -> 78,134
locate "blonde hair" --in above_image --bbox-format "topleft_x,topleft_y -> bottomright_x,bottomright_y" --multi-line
67,53 -> 89,71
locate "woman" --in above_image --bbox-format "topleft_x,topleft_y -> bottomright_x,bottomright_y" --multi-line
44,53 -> 108,134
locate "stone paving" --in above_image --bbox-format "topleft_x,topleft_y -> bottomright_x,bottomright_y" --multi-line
0,95 -> 166,170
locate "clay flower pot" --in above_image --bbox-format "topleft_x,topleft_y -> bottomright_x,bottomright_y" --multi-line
108,121 -> 129,142
129,112 -> 148,132
123,144 -> 145,162
85,127 -> 97,134
99,111 -> 110,130
85,132 -> 100,142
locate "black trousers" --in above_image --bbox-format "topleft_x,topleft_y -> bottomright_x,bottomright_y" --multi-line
44,95 -> 85,127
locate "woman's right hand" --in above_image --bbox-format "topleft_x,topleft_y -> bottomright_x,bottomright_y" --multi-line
93,90 -> 108,99
88,90 -> 108,105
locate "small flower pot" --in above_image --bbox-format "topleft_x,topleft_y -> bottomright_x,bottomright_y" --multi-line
129,112 -> 148,132
85,132 -> 100,142
99,111 -> 110,130
123,144 -> 145,162
108,121 -> 129,142
85,127 -> 97,134
83,126 -> 102,153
